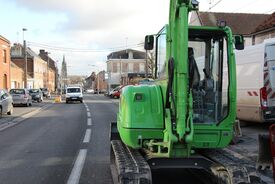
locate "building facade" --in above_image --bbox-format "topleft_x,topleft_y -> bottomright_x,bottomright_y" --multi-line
0,35 -> 11,90
94,71 -> 107,92
106,49 -> 146,89
10,62 -> 24,88
11,44 -> 47,89
39,50 -> 58,92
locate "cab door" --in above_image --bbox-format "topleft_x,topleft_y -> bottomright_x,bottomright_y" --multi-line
266,44 -> 275,107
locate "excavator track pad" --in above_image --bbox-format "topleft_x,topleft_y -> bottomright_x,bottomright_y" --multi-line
110,140 -> 152,184
110,140 -> 263,184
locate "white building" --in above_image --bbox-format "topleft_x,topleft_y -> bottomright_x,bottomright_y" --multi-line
106,49 -> 147,89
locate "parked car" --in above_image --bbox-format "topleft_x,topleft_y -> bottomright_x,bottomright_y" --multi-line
40,88 -> 51,98
86,89 -> 95,94
10,89 -> 32,107
109,85 -> 125,98
66,86 -> 83,103
105,88 -> 113,96
29,89 -> 43,102
0,89 -> 13,118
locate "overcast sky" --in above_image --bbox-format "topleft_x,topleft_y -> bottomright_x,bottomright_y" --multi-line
0,0 -> 274,76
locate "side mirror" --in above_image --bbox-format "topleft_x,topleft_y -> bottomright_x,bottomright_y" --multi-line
144,35 -> 154,50
234,35 -> 244,50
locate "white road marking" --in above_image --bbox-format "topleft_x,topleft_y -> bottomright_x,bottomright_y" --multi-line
83,129 -> 91,143
86,108 -> 90,112
87,112 -> 91,117
0,104 -> 52,132
87,118 -> 92,126
67,149 -> 87,184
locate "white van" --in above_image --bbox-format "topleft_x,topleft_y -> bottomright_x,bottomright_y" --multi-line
65,86 -> 83,103
235,38 -> 275,122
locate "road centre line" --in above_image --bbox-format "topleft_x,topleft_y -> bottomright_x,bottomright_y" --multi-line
87,112 -> 91,118
83,129 -> 91,143
86,108 -> 90,112
87,118 -> 92,126
67,149 -> 87,184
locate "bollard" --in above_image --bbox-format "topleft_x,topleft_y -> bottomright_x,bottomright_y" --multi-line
54,95 -> 62,103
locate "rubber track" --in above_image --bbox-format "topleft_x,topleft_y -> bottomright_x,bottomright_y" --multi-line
111,140 -> 152,184
203,149 -> 263,184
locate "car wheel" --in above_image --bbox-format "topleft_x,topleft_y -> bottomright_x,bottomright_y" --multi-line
7,106 -> 13,115
66,100 -> 69,104
29,102 -> 32,106
80,100 -> 83,103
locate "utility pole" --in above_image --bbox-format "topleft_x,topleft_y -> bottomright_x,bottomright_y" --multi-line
23,28 -> 27,88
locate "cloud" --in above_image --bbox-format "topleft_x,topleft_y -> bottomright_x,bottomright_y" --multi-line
7,0 -> 170,75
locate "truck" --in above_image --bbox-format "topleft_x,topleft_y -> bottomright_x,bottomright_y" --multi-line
235,38 -> 275,122
110,0 -> 262,183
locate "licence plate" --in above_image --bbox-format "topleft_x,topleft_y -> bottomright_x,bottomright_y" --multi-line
72,97 -> 77,100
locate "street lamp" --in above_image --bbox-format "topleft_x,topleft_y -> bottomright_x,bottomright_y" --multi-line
22,28 -> 28,88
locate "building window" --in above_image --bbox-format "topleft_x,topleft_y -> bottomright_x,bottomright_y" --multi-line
129,63 -> 134,72
3,74 -> 7,89
140,63 -> 145,72
122,63 -> 128,73
113,62 -> 118,73
3,50 -> 7,63
134,63 -> 139,72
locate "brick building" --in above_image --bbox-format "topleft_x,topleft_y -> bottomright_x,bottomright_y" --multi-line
106,49 -> 146,89
39,50 -> 58,92
190,11 -> 275,46
10,62 -> 24,88
84,72 -> 96,90
94,71 -> 107,93
0,35 -> 11,90
11,44 -> 47,89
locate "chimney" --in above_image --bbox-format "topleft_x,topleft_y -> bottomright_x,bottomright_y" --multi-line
39,49 -> 46,54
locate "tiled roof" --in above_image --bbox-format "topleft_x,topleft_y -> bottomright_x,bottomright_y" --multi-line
255,12 -> 275,32
197,12 -> 270,35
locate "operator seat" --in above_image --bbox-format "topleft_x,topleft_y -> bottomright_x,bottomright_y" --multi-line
188,47 -> 200,89
188,47 -> 204,122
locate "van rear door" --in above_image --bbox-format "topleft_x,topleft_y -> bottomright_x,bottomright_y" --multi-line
266,44 -> 275,106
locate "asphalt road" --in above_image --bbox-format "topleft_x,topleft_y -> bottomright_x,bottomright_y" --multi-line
0,100 -> 51,125
0,97 -> 87,184
0,94 -> 272,184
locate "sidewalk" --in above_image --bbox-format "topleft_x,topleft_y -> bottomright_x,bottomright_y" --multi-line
0,99 -> 54,126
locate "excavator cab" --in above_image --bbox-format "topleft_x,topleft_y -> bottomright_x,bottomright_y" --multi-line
155,26 -> 232,126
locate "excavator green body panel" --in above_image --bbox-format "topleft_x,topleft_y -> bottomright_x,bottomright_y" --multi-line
117,0 -> 237,158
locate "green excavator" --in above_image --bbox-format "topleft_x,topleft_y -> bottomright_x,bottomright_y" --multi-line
110,0 -> 262,183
